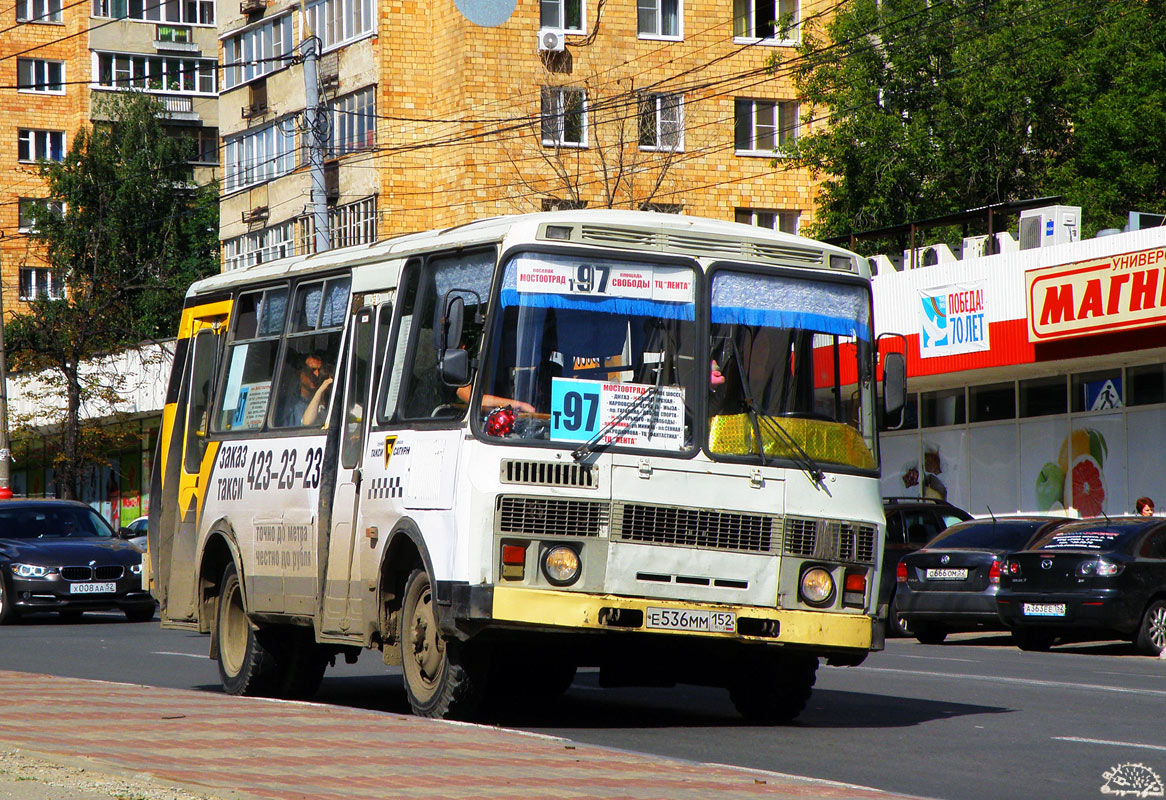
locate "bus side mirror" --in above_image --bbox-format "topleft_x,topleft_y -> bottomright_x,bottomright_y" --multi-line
442,295 -> 465,351
439,347 -> 470,387
883,352 -> 906,416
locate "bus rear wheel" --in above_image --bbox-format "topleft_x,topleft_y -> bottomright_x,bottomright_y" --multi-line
729,652 -> 818,723
216,563 -> 328,699
399,568 -> 484,720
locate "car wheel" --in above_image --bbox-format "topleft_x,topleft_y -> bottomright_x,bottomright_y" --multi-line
0,576 -> 18,625
399,567 -> 486,720
1135,599 -> 1166,657
913,622 -> 948,645
1012,627 -> 1056,652
729,653 -> 818,723
124,605 -> 155,623
887,593 -> 911,638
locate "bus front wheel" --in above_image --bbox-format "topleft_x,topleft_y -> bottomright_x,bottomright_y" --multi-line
400,568 -> 484,719
729,652 -> 818,723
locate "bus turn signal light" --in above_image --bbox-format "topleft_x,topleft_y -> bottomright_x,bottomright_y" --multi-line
501,543 -> 527,581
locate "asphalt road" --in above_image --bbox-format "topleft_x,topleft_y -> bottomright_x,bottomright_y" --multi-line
1,611 -> 1163,800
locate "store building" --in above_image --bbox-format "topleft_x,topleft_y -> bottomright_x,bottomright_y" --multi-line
873,207 -> 1166,517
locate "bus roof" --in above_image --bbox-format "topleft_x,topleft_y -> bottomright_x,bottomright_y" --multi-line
190,210 -> 866,299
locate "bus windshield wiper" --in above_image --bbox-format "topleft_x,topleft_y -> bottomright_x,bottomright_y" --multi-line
751,406 -> 827,489
572,384 -> 662,462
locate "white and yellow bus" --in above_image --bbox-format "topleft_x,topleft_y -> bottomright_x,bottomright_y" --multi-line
150,210 -> 905,721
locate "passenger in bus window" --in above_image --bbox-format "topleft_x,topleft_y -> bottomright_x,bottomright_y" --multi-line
280,353 -> 333,427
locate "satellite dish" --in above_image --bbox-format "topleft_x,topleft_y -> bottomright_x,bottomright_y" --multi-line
454,0 -> 516,27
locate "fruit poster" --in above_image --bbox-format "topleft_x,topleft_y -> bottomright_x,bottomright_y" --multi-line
1030,416 -> 1126,516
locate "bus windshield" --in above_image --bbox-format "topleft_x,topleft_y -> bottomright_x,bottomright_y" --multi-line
476,252 -> 697,452
707,270 -> 877,471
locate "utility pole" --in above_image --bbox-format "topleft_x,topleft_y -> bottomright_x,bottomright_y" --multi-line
0,249 -> 12,500
301,36 -> 331,254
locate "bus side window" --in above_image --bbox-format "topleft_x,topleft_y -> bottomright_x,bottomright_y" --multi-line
184,328 -> 219,473
213,288 -> 287,432
272,276 -> 351,429
341,309 -> 375,468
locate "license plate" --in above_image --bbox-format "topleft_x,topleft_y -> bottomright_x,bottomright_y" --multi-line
1022,603 -> 1066,617
925,568 -> 968,580
646,607 -> 736,633
69,582 -> 116,595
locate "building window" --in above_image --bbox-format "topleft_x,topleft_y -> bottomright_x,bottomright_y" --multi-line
1128,364 -> 1166,406
921,388 -> 965,428
18,198 -> 63,232
540,198 -> 587,211
223,120 -> 297,192
17,59 -> 64,93
168,125 -> 218,164
541,87 -> 586,147
222,220 -> 296,271
95,53 -> 217,94
18,130 -> 65,162
733,0 -> 799,42
540,0 -> 583,33
19,268 -> 64,301
221,15 -> 295,89
328,87 -> 375,156
17,0 -> 62,22
735,208 -> 799,234
638,0 -> 679,37
734,99 -> 798,155
969,382 -> 1015,422
92,0 -> 213,24
1019,376 -> 1067,417
156,24 -> 192,43
638,93 -> 683,150
304,0 -> 374,51
1071,369 -> 1122,413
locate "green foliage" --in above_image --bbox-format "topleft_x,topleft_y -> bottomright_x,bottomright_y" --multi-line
789,0 -> 1166,242
5,91 -> 219,496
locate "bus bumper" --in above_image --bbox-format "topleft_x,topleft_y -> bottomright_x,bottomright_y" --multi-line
444,583 -> 873,654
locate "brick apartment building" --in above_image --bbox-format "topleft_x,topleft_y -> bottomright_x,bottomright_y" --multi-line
0,0 -> 219,512
219,0 -> 822,269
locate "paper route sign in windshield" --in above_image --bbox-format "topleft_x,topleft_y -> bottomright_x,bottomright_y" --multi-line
516,259 -> 694,303
550,378 -> 685,451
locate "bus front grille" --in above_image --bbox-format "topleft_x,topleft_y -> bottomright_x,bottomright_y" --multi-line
612,502 -> 776,553
783,517 -> 877,564
500,459 -> 598,489
497,496 -> 607,538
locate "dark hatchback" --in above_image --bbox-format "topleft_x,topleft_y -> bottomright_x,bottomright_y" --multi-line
0,500 -> 155,623
996,517 -> 1166,655
895,516 -> 1071,644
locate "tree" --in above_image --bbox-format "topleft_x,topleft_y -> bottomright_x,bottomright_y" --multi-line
788,0 -> 1164,244
6,91 -> 219,499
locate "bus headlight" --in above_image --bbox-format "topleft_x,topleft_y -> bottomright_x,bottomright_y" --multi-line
541,545 -> 581,586
799,567 -> 835,607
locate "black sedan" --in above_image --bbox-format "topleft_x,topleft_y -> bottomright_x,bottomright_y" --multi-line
996,517 -> 1166,655
895,515 -> 1070,644
0,499 -> 156,624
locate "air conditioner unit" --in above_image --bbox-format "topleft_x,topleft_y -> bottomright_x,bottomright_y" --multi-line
241,206 -> 269,224
1127,211 -> 1166,231
903,243 -> 956,269
1019,205 -> 1080,250
961,235 -> 993,259
538,28 -> 566,52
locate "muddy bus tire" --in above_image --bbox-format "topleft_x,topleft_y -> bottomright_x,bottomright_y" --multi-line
729,653 -> 818,723
216,562 -> 280,696
400,568 -> 485,720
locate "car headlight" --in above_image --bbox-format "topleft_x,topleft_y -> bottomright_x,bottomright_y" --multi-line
11,563 -> 58,579
799,566 -> 836,607
541,545 -> 581,586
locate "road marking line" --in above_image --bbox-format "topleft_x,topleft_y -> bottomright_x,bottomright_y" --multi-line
1054,737 -> 1166,752
151,651 -> 205,659
888,654 -> 977,663
840,665 -> 1166,699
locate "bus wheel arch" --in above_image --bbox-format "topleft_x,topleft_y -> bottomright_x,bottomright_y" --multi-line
198,521 -> 241,643
376,519 -> 435,646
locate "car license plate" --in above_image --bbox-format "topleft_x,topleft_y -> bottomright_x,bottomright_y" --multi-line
69,582 -> 116,595
925,568 -> 968,580
645,607 -> 736,633
1022,603 -> 1066,617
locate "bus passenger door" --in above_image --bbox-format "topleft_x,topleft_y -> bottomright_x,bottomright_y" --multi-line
321,305 -> 376,635
167,315 -> 226,623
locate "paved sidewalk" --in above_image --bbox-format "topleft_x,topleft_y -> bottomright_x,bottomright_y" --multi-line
0,670 -> 923,800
